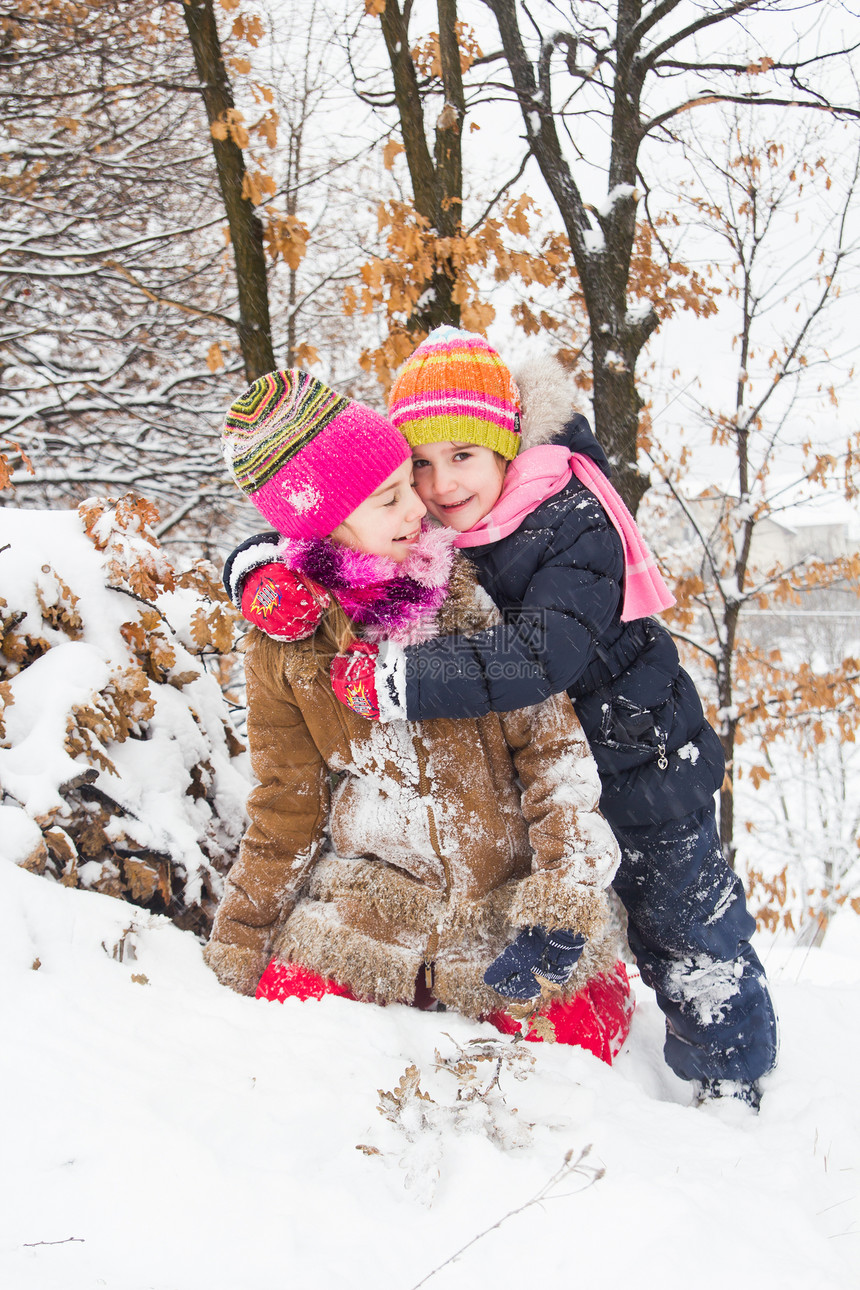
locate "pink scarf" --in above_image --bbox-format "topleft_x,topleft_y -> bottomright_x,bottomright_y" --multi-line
454,444 -> 675,622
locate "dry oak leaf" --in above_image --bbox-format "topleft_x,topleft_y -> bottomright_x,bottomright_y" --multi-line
232,13 -> 263,45
383,139 -> 404,170
175,560 -> 231,603
293,342 -> 320,368
123,856 -> 171,905
207,342 -> 225,372
190,605 -> 236,654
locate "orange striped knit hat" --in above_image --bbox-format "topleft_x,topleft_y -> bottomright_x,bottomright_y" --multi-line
388,326 -> 521,459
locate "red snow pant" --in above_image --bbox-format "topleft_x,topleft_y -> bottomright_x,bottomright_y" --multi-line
256,958 -> 634,1066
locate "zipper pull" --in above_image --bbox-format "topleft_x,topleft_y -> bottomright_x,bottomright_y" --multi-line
657,741 -> 668,770
424,927 -> 439,987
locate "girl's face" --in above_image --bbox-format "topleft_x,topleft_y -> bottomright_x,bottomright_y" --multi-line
330,458 -> 426,563
411,441 -> 507,531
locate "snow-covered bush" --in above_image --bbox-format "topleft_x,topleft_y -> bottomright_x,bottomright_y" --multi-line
0,494 -> 249,936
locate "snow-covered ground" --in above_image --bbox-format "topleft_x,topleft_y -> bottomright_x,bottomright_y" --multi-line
1,858 -> 857,1290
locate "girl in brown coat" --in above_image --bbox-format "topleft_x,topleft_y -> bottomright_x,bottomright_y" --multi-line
206,370 -> 632,1058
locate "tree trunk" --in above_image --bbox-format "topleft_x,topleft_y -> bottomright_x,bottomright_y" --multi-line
486,0 -> 655,511
377,0 -> 462,334
182,0 -> 274,382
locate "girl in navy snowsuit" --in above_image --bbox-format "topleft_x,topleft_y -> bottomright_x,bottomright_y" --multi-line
225,328 -> 778,1108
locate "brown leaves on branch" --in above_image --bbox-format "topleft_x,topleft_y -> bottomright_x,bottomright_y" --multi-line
744,57 -> 775,76
65,666 -> 156,776
263,211 -> 309,269
351,186 -> 722,390
230,11 -> 264,47
2,498 -> 244,933
241,169 -> 276,204
631,219 -> 719,323
206,342 -> 225,372
383,138 -> 404,171
80,494 -> 175,599
747,862 -> 860,937
0,435 -> 35,492
210,107 -> 250,148
352,195 -> 571,389
411,22 -> 483,78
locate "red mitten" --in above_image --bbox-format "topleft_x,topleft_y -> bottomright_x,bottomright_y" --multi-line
330,642 -> 381,720
241,563 -> 330,641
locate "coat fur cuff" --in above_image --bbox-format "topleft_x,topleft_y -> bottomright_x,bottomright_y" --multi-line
203,940 -> 268,996
497,872 -> 610,943
375,641 -> 407,721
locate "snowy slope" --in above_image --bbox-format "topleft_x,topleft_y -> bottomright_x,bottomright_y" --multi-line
1,860 -> 857,1290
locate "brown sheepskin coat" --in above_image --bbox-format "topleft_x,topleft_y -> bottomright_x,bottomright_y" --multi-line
205,557 -> 622,1018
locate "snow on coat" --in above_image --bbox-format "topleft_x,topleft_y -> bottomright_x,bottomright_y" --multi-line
205,555 -> 622,1017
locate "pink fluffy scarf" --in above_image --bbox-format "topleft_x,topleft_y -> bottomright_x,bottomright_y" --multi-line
277,523 -> 457,645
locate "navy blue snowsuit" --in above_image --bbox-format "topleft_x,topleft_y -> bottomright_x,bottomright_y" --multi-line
389,413 -> 777,1086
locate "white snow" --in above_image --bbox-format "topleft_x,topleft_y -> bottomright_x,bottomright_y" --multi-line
0,504 -> 248,908
596,184 -> 636,218
625,302 -> 654,326
0,858 -> 857,1289
287,484 -> 321,514
0,804 -> 44,866
582,225 -> 605,255
2,510 -> 859,1288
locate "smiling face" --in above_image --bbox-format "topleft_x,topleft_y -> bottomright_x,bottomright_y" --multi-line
410,441 -> 508,531
329,458 -> 426,563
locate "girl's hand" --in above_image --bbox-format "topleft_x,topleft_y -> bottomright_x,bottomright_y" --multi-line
241,563 -> 330,641
330,642 -> 381,720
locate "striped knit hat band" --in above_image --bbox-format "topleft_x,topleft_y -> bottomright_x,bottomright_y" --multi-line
221,369 -> 410,540
224,369 -> 349,494
388,326 -> 521,460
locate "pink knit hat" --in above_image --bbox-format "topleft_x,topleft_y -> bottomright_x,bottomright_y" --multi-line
221,369 -> 410,539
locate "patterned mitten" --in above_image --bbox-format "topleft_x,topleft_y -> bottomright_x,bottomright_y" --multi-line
484,926 -> 586,999
241,563 -> 329,641
535,928 -> 587,985
330,642 -> 381,720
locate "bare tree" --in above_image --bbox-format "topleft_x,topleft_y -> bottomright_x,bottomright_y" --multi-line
180,0 -> 275,380
0,1 -> 244,545
642,116 -> 860,864
0,0 -> 385,552
480,0 -> 860,508
348,0 -> 468,336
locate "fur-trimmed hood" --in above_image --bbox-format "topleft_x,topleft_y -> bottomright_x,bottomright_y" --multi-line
512,354 -> 582,450
511,355 -> 612,477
